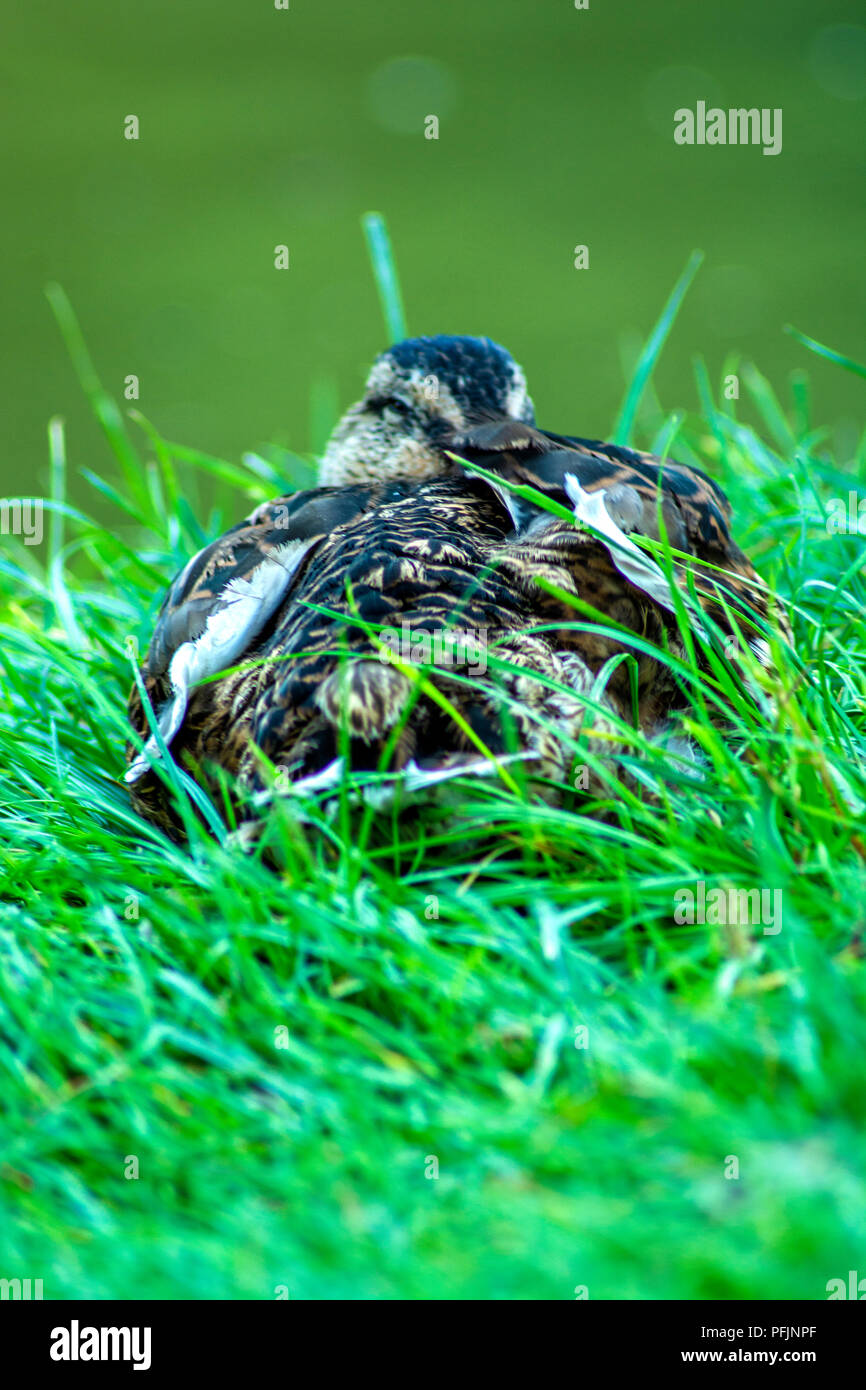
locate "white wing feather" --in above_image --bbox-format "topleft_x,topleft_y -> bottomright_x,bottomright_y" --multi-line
564,474 -> 707,640
126,538 -> 317,783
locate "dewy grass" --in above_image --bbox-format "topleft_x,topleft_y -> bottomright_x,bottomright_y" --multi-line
0,273 -> 865,1297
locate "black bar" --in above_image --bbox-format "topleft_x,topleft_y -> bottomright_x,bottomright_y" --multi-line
1,1298 -> 862,1375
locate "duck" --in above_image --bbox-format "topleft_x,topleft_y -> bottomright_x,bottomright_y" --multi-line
125,335 -> 786,834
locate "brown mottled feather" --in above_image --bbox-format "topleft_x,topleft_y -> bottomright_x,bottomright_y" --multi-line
126,336 -> 788,834
450,417 -> 787,645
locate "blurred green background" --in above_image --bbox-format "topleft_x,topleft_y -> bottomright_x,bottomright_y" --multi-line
2,0 -> 864,504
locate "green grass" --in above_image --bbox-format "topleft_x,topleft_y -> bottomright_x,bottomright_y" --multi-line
1,270 -> 865,1299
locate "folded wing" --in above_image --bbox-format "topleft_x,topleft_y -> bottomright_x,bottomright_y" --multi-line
448,418 -> 780,650
126,485 -> 376,782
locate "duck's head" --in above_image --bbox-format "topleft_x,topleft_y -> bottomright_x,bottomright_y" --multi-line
319,334 -> 535,485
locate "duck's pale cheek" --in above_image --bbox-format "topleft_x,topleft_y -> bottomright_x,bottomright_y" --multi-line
319,432 -> 445,485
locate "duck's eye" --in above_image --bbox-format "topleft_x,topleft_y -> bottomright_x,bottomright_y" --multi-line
368,394 -> 412,418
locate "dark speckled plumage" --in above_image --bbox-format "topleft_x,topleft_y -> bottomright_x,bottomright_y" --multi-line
126,335 -> 787,833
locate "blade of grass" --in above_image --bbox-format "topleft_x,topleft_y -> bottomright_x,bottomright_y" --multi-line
784,325 -> 866,380
44,283 -> 149,511
614,250 -> 704,446
362,212 -> 407,344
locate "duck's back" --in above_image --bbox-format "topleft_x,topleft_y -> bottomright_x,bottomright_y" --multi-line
127,475 -> 548,824
216,475 -> 527,773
